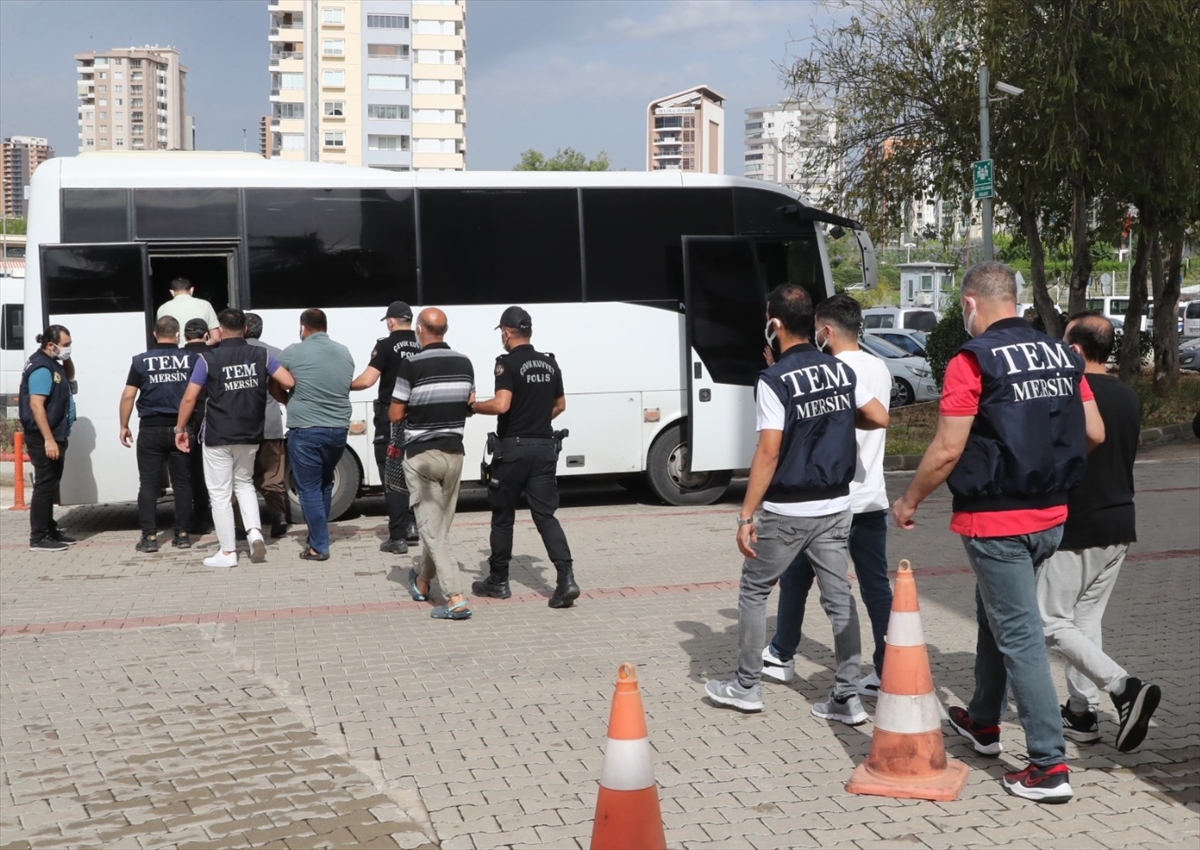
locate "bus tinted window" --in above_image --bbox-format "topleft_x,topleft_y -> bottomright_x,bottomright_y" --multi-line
2,303 -> 23,350
134,188 -> 239,240
686,239 -> 767,386
419,189 -> 582,305
41,244 -> 146,315
61,189 -> 130,243
733,186 -> 810,234
582,188 -> 734,306
245,188 -> 417,309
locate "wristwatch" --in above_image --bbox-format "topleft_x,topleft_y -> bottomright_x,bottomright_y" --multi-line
737,515 -> 755,528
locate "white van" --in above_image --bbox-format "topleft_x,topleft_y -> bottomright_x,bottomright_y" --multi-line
1179,300 -> 1200,339
1084,296 -> 1151,332
861,306 -> 939,332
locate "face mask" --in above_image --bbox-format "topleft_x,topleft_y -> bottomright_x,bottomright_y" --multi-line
815,327 -> 830,353
962,298 -> 978,338
764,318 -> 780,348
54,345 -> 72,361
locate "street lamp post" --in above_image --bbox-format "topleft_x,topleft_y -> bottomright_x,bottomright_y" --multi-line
979,66 -> 993,261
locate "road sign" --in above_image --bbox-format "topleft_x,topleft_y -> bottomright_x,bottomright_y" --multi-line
973,159 -> 994,200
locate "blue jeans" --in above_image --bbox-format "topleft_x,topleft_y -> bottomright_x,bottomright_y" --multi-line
962,527 -> 1066,768
769,510 -> 892,674
286,427 -> 348,555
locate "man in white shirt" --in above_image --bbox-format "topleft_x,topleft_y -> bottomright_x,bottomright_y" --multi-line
761,294 -> 895,697
157,278 -> 219,345
705,286 -> 889,720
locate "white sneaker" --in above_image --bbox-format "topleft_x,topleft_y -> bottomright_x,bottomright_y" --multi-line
761,645 -> 795,684
248,529 -> 267,563
203,550 -> 238,569
857,670 -> 881,698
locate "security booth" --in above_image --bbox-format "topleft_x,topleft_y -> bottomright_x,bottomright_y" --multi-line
898,262 -> 956,311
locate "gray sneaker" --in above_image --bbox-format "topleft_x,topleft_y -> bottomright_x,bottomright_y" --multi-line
811,694 -> 869,726
704,679 -> 763,713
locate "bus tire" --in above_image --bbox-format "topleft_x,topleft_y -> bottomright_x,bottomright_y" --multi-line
288,448 -> 363,522
645,422 -> 732,506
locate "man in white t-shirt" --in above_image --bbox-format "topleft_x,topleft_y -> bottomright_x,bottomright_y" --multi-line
705,285 -> 889,720
761,295 -> 895,697
157,278 -> 219,345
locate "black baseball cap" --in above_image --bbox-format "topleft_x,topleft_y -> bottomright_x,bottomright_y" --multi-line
496,306 -> 532,331
183,318 -> 209,340
382,300 -> 413,321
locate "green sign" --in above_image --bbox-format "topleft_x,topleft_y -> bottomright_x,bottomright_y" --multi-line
973,159 -> 994,200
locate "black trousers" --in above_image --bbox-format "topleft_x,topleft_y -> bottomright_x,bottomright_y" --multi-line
136,425 -> 192,535
487,442 -> 572,578
375,430 -> 414,541
24,431 -> 66,544
189,422 -> 209,523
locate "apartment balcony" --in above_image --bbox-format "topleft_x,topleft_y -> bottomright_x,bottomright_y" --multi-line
653,149 -> 683,159
411,34 -> 462,51
412,63 -> 463,81
412,92 -> 463,110
268,24 -> 304,40
413,1 -> 464,21
653,136 -> 680,145
412,123 -> 463,140
269,50 -> 304,67
411,151 -> 464,171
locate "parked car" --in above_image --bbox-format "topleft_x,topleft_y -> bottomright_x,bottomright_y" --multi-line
1179,337 -> 1200,372
858,334 -> 940,406
866,328 -> 928,358
1181,300 -> 1200,339
862,306 -> 939,332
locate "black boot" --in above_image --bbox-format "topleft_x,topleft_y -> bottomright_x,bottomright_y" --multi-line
548,563 -> 580,609
472,574 -> 512,599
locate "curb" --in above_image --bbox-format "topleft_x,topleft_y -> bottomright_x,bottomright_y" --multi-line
883,419 -> 1199,471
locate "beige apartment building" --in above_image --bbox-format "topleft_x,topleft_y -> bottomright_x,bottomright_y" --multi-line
267,0 -> 465,171
646,86 -> 725,174
75,46 -> 193,153
3,136 -> 54,218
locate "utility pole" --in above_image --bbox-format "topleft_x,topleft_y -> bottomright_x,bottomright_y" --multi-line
979,65 -> 993,262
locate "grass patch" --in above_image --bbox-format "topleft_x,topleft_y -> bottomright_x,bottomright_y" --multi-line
884,371 -> 1200,456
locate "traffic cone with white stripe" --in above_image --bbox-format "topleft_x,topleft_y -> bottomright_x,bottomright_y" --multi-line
846,560 -> 969,801
590,663 -> 666,850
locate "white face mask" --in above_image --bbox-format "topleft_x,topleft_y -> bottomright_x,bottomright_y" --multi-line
962,298 -> 978,338
815,326 -> 830,353
54,344 -> 72,361
764,318 -> 780,348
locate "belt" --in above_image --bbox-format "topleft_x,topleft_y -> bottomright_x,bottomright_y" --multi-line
499,436 -> 555,447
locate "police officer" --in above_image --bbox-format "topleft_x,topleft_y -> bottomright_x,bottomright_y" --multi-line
351,300 -> 421,554
182,318 -> 213,532
19,324 -> 78,552
118,315 -> 201,552
470,306 -> 579,609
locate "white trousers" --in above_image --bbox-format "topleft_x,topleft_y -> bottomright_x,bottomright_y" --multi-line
203,444 -> 261,555
1036,544 -> 1130,711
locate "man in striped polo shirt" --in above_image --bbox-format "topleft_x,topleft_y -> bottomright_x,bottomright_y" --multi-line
389,307 -> 476,620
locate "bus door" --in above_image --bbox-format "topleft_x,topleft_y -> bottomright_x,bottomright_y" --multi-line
683,235 -> 829,473
146,243 -> 239,316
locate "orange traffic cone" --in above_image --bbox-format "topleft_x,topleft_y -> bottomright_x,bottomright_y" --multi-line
846,560 -> 969,802
590,663 -> 666,850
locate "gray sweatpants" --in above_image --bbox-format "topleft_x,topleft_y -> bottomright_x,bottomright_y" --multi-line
736,509 -> 861,699
1036,544 -> 1131,711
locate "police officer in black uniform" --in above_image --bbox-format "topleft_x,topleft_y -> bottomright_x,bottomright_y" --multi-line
118,315 -> 201,552
470,306 -> 579,608
351,300 -> 421,553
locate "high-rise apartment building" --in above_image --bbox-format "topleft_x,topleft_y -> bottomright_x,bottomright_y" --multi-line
75,46 -> 194,153
3,136 -> 54,217
743,100 -> 837,201
646,86 -> 724,174
268,0 -> 466,171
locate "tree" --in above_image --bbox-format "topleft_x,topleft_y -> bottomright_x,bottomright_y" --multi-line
513,148 -> 610,172
0,217 -> 26,235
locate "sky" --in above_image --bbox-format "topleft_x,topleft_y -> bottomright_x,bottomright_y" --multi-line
0,0 -> 830,173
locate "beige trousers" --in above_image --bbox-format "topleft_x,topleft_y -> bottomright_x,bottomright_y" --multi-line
403,449 -> 465,599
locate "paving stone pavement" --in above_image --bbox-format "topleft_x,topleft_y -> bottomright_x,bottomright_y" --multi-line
1,440 -> 1198,849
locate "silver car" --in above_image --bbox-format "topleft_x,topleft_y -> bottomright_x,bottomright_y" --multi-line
859,334 -> 941,406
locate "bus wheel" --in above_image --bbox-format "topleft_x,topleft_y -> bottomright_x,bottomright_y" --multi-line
288,449 -> 363,522
646,423 -> 732,506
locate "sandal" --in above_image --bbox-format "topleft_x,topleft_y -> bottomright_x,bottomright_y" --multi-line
408,568 -> 429,602
299,549 -> 329,561
430,599 -> 472,620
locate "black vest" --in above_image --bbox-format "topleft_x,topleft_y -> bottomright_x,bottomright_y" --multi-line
947,318 -> 1087,512
19,350 -> 71,441
200,338 -> 270,446
760,343 -> 859,504
131,344 -> 198,420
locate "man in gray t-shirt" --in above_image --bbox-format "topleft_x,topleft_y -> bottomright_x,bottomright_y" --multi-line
246,313 -> 290,537
277,308 -> 355,560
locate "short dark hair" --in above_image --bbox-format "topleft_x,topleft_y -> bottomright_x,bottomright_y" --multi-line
244,312 -> 264,339
154,315 -> 180,338
961,261 -> 1018,303
299,308 -> 327,332
36,324 -> 71,348
766,284 -> 814,338
184,319 -> 208,340
169,277 -> 192,292
1065,310 -> 1114,363
218,308 -> 246,333
815,294 -> 863,336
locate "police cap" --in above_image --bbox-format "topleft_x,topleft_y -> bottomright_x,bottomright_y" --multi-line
496,306 -> 532,332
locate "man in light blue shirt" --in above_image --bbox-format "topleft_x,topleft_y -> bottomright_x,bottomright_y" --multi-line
278,308 -> 355,561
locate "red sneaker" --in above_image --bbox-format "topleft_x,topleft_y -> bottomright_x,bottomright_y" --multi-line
1003,763 -> 1073,803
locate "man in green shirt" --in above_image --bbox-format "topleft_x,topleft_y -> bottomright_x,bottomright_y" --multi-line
156,278 -> 219,344
278,308 -> 356,561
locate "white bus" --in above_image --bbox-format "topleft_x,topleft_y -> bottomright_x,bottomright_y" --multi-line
22,153 -> 874,515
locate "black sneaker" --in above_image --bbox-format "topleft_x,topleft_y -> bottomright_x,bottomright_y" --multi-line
1061,704 -> 1101,743
379,538 -> 408,555
404,522 -> 420,545
270,516 -> 289,539
135,535 -> 159,553
172,531 -> 192,549
472,575 -> 512,599
1003,763 -> 1073,803
1113,677 -> 1161,753
29,537 -> 69,553
49,530 -> 78,546
948,706 -> 1002,755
